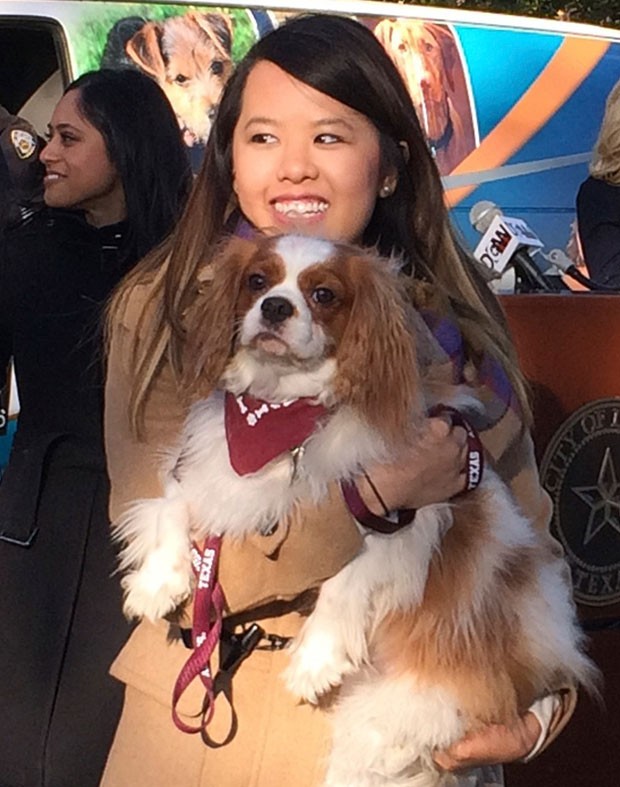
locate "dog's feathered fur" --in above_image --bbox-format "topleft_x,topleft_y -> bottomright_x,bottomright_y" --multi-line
113,234 -> 595,786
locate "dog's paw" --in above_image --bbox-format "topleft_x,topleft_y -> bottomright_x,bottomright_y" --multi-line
121,550 -> 193,622
283,628 -> 356,703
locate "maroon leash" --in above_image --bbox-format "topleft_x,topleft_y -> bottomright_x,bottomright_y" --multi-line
171,536 -> 224,734
341,405 -> 484,534
171,406 -> 484,730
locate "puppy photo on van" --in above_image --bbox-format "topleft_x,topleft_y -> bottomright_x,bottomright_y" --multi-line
101,12 -> 233,145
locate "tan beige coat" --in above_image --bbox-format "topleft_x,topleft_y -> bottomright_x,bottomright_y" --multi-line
101,282 -> 576,786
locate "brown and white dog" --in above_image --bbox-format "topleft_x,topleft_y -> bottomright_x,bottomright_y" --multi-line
375,19 -> 476,174
123,12 -> 233,145
114,235 -> 594,786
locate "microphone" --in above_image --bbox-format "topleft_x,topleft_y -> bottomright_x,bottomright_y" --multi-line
469,200 -> 502,234
542,249 -> 619,292
469,201 -> 555,293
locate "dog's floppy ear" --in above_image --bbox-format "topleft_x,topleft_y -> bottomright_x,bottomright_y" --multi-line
334,253 -> 422,442
428,23 -> 458,92
190,12 -> 233,58
182,237 -> 256,397
125,21 -> 167,79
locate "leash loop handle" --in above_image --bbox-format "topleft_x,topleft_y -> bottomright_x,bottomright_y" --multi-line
428,404 -> 484,494
171,536 -> 224,734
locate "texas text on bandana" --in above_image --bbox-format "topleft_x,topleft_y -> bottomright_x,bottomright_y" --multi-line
225,392 -> 327,476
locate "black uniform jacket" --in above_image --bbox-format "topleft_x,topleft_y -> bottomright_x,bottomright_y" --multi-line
0,207 -> 130,544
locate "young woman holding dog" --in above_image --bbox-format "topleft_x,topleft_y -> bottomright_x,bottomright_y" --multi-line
103,15 -> 577,786
0,69 -> 191,786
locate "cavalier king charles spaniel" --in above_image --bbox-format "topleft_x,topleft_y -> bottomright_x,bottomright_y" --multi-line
114,234 -> 594,786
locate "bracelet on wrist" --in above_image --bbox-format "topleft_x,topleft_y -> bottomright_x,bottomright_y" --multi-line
362,471 -> 390,517
340,479 -> 416,534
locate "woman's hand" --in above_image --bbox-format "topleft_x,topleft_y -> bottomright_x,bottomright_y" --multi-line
432,712 -> 542,771
360,416 -> 469,513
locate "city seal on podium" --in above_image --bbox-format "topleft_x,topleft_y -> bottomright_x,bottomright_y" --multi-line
540,398 -> 620,606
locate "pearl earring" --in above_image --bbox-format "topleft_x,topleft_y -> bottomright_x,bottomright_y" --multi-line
380,183 -> 393,198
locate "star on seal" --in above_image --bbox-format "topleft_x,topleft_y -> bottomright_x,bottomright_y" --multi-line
572,447 -> 620,546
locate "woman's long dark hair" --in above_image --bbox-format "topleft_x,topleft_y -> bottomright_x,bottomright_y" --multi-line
66,69 -> 192,259
111,14 -> 529,431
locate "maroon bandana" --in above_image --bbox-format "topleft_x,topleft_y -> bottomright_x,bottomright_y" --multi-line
225,392 -> 327,475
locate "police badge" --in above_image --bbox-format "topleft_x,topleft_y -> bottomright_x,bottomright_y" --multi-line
10,128 -> 37,160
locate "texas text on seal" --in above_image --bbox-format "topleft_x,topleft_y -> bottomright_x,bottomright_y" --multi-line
540,398 -> 620,607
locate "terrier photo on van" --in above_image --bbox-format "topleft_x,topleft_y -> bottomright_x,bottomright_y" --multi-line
113,233 -> 596,787
101,12 -> 233,145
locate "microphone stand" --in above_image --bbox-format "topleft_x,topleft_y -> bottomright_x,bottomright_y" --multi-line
512,251 -> 557,293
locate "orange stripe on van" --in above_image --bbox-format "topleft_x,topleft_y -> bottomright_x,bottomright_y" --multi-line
445,38 -> 610,207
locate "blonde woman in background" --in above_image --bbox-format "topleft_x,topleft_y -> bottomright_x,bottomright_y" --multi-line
576,79 -> 620,289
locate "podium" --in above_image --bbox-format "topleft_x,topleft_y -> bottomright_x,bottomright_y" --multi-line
500,293 -> 620,787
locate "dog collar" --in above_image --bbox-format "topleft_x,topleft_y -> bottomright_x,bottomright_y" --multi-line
428,110 -> 454,157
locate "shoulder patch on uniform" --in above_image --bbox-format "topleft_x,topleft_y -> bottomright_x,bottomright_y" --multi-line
10,128 -> 37,160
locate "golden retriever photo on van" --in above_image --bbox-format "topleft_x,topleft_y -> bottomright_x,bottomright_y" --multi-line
373,18 -> 477,174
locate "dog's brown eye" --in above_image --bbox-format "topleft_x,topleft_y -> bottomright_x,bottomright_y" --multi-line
248,273 -> 267,292
211,60 -> 224,76
312,287 -> 335,305
174,74 -> 189,85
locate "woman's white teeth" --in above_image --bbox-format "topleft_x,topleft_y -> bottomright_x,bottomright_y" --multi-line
274,200 -> 327,216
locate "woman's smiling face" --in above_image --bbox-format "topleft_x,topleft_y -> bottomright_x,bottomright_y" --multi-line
232,60 -> 389,244
40,89 -> 126,227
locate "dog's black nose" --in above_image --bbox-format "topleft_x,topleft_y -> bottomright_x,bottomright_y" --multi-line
261,296 -> 294,324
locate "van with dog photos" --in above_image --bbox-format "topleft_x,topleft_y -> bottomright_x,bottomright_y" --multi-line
2,0 -> 620,470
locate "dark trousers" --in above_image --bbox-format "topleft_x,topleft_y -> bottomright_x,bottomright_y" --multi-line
0,447 -> 132,787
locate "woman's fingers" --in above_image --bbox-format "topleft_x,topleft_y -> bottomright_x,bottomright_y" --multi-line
432,712 -> 542,771
364,418 -> 470,511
